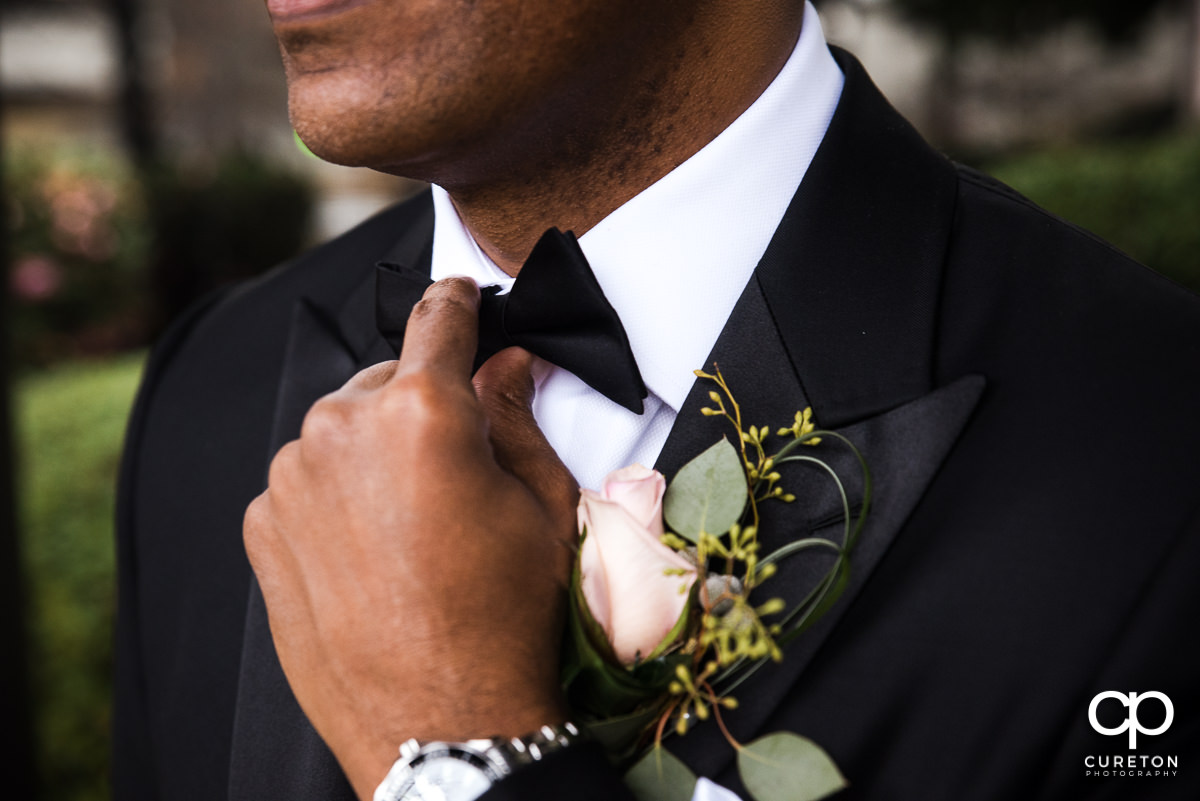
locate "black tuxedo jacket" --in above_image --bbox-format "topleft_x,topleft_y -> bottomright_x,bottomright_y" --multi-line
113,50 -> 1200,800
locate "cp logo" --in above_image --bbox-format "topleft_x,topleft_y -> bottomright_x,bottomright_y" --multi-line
1088,691 -> 1174,749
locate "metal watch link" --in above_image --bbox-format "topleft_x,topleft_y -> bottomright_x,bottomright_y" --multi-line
373,722 -> 583,801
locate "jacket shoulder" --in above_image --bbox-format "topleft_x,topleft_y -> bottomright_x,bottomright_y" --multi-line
950,162 -> 1199,307
937,160 -> 1200,501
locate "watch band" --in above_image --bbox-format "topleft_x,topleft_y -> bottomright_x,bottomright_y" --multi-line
374,721 -> 584,801
487,721 -> 583,771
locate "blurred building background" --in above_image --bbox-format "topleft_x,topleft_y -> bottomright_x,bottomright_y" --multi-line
0,0 -> 1197,798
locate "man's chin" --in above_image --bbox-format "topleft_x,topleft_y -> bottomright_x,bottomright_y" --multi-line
291,122 -> 383,170
285,74 -> 407,169
290,105 -> 434,177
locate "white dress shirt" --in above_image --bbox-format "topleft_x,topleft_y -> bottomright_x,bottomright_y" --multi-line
431,10 -> 839,793
431,1 -> 843,496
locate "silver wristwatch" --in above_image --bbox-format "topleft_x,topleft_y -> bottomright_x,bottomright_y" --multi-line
373,722 -> 583,801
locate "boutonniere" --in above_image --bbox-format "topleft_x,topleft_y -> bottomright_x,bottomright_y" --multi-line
561,367 -> 870,801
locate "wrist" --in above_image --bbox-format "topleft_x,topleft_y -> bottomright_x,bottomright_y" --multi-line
372,722 -> 584,801
346,694 -> 570,800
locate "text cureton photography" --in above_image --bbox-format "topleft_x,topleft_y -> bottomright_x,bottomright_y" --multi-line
1084,691 -> 1181,781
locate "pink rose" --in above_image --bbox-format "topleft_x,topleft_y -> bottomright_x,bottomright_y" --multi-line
10,255 -> 63,302
578,464 -> 698,665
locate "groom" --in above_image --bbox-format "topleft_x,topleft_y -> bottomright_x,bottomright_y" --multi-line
113,0 -> 1200,799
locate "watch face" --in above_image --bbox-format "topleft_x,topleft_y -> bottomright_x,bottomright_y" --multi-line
399,748 -> 499,801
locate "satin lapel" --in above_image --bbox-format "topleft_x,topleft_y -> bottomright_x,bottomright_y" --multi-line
665,373 -> 984,776
227,205 -> 433,801
655,49 -> 974,776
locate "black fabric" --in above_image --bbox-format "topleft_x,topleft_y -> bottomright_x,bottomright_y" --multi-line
376,227 -> 647,413
113,48 -> 1200,801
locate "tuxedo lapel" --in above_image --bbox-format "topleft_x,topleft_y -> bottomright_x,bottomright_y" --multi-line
663,371 -> 984,777
760,46 -> 960,429
227,299 -> 363,801
654,50 -> 982,778
650,280 -> 986,781
226,48 -> 970,795
337,217 -> 434,368
227,204 -> 433,801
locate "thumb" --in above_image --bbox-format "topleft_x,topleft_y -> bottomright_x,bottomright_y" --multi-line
473,348 -> 579,517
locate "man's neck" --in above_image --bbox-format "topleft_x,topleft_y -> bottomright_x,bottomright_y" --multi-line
424,3 -> 805,276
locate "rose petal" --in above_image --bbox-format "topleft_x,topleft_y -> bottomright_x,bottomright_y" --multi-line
600,463 -> 665,535
578,491 -> 696,664
578,490 -> 614,634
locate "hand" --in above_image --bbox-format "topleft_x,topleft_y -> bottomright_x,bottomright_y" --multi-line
243,278 -> 579,800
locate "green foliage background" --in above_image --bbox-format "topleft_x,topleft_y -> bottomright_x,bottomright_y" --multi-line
16,354 -> 144,801
6,149 -> 150,367
985,133 -> 1200,294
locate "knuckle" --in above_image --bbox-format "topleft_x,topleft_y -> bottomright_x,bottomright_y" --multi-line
242,493 -> 273,557
387,371 -> 443,416
353,359 -> 398,389
266,439 -> 301,490
384,372 -> 479,444
300,395 -> 351,444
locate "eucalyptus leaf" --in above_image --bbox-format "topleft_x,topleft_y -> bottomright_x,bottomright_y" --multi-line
737,733 -> 847,801
625,747 -> 698,801
664,438 -> 747,542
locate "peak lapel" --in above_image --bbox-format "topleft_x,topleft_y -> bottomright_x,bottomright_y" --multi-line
761,46 -> 961,429
665,374 -> 984,777
656,50 -> 982,778
227,203 -> 433,801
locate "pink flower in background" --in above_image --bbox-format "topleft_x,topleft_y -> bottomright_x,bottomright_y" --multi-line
42,172 -> 119,261
578,464 -> 697,665
10,255 -> 64,302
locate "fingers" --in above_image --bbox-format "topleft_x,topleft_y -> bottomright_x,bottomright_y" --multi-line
395,277 -> 481,383
340,360 -> 398,395
474,348 -> 579,520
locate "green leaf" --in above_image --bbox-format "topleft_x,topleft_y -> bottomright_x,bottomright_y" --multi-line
583,708 -> 662,762
625,747 -> 697,801
663,438 -> 747,542
737,733 -> 847,801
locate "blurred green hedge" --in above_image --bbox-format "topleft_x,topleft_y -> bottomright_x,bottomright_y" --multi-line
986,132 -> 1200,294
16,354 -> 145,801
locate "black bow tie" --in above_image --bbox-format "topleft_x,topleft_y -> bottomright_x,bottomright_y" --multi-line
376,227 -> 648,413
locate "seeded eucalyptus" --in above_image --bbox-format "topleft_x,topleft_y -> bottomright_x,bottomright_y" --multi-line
563,365 -> 870,801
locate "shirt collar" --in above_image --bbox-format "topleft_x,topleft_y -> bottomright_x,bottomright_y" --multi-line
430,1 -> 843,413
